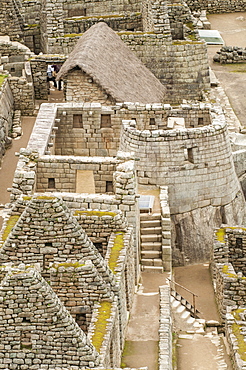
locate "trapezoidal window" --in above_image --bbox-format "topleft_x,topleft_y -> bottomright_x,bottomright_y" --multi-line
101,114 -> 111,128
73,114 -> 83,128
236,237 -> 243,249
184,148 -> 194,163
198,117 -> 204,126
48,178 -> 55,189
149,118 -> 155,125
106,181 -> 113,193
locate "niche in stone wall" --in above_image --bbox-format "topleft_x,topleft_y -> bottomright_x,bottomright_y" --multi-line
68,8 -> 86,17
73,114 -> 83,128
106,180 -> 113,193
48,178 -> 56,189
101,114 -> 111,128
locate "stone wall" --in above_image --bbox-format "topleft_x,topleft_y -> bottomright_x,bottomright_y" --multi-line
159,285 -> 172,370
121,34 -> 210,103
8,62 -> 34,115
36,156 -> 117,193
0,265 -> 101,369
186,0 -> 246,13
214,227 -> 246,277
54,102 -> 211,157
0,0 -> 23,40
120,108 -> 240,214
64,13 -> 143,35
160,187 -> 172,273
225,306 -> 246,370
30,55 -> 66,100
0,77 -> 14,165
64,70 -> 116,105
214,46 -> 246,64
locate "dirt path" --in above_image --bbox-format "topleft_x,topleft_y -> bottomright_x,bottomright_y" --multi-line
207,12 -> 246,128
174,264 -> 233,370
122,272 -> 169,370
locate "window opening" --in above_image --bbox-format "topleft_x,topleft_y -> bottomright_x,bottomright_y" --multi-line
149,118 -> 155,125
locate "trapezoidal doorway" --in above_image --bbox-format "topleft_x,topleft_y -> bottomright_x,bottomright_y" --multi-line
76,170 -> 95,193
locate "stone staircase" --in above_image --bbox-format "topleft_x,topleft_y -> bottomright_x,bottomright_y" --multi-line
140,213 -> 163,272
171,294 -> 205,334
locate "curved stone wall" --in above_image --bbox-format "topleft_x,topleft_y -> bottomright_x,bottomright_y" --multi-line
120,118 -> 240,215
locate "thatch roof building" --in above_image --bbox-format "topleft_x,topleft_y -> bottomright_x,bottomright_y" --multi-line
58,22 -> 167,104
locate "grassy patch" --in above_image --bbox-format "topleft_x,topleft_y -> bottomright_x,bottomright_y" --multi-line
91,301 -> 112,353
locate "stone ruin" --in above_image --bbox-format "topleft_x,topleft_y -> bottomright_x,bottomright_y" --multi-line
0,0 -> 246,369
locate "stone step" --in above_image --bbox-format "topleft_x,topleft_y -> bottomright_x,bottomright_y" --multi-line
141,234 -> 162,243
140,219 -> 161,228
181,310 -> 190,320
141,258 -> 163,267
141,226 -> 162,235
141,250 -> 162,259
141,265 -> 164,273
140,213 -> 161,221
141,242 -> 162,251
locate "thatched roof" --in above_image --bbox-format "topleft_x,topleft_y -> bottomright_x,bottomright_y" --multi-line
57,22 -> 167,104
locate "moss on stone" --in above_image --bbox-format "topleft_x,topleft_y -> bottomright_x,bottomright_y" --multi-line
0,75 -> 8,87
108,232 -> 124,274
52,262 -> 85,269
216,228 -> 226,243
74,210 -> 117,217
1,215 -> 20,242
221,264 -> 237,278
231,321 -> 246,361
91,301 -> 112,352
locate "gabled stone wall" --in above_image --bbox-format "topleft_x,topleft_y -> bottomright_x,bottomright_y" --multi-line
0,265 -> 101,369
64,70 -> 116,105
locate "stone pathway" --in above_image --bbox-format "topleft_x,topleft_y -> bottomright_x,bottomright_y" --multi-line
121,272 -> 170,370
174,264 -> 233,370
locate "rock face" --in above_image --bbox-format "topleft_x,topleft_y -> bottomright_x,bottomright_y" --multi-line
0,78 -> 14,164
172,190 -> 245,265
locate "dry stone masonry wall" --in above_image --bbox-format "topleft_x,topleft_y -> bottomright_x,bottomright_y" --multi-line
214,46 -> 246,64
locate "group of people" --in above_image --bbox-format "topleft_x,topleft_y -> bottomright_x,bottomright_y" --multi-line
47,64 -> 62,92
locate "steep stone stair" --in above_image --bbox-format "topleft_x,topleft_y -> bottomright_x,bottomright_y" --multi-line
140,213 -> 163,272
171,293 -> 205,334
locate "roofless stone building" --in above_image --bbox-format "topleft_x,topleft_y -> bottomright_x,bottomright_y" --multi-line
1,0 -> 246,369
